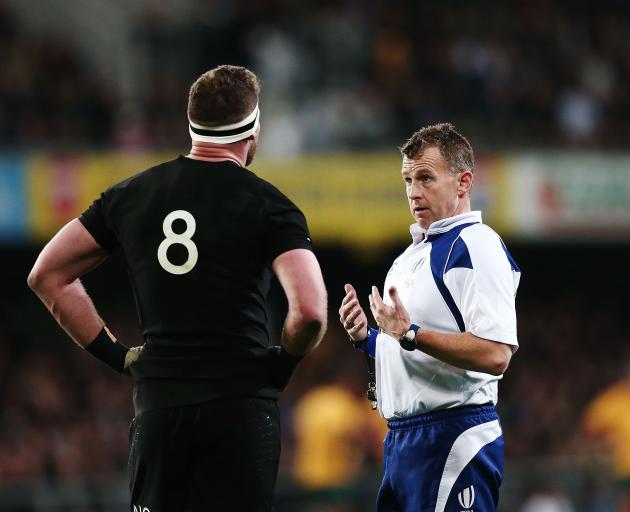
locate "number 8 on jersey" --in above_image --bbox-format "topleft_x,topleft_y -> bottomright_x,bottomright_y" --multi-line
157,210 -> 198,275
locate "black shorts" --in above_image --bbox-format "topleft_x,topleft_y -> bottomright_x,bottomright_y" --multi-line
128,397 -> 280,512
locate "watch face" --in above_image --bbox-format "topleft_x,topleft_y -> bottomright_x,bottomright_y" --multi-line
400,333 -> 416,352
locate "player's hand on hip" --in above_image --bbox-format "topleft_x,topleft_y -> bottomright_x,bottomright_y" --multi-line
124,345 -> 144,373
369,286 -> 410,340
266,346 -> 303,391
339,284 -> 369,342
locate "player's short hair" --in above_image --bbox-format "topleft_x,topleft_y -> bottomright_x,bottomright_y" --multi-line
400,123 -> 474,175
187,65 -> 261,126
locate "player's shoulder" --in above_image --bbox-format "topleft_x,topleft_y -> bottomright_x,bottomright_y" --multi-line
247,171 -> 302,210
104,157 -> 180,195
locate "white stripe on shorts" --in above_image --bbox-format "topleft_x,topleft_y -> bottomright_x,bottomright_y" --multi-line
434,419 -> 502,512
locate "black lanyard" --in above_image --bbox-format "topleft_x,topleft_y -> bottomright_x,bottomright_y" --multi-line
364,351 -> 377,410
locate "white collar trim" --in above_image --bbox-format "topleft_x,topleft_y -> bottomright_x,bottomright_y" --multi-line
409,211 -> 482,244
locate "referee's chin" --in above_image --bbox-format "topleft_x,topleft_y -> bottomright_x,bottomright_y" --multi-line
246,140 -> 257,166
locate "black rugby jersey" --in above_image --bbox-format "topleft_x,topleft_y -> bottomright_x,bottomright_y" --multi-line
79,156 -> 312,413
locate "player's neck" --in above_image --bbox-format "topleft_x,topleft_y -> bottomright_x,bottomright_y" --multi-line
187,141 -> 248,167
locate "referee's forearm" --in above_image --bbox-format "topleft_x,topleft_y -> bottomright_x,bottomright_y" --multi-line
29,276 -> 105,347
415,330 -> 511,376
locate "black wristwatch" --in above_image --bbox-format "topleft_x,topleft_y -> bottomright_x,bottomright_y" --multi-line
399,324 -> 420,351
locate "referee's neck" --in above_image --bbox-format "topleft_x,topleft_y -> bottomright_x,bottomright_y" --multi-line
187,141 -> 248,167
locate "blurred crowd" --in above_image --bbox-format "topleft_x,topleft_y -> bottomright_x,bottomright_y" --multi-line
0,7 -> 115,149
1,0 -> 629,151
0,336 -> 131,484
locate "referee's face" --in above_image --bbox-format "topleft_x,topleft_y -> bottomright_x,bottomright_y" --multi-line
401,146 -> 470,229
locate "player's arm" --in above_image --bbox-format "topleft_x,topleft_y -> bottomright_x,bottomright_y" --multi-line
27,218 -> 139,373
273,248 -> 327,355
267,248 -> 327,389
370,286 -> 512,376
28,219 -> 108,344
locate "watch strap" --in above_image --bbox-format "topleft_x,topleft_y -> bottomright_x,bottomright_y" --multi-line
399,323 -> 420,352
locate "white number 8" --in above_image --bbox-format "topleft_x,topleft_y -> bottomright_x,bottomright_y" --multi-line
157,210 -> 198,275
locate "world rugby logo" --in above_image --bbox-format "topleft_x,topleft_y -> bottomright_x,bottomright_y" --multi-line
457,485 -> 475,509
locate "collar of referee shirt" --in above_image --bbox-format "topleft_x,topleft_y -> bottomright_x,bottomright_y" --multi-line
188,103 -> 260,144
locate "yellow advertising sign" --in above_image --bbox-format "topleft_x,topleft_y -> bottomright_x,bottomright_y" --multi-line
24,152 -> 514,248
253,154 -> 411,249
26,153 -> 168,241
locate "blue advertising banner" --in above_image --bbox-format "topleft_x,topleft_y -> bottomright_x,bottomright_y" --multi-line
0,157 -> 27,241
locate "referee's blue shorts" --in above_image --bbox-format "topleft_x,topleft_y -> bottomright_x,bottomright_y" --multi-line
377,404 -> 504,512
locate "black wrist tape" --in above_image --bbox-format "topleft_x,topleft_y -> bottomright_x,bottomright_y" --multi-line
268,346 -> 304,390
85,328 -> 129,373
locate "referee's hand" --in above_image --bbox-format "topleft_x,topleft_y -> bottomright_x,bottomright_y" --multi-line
339,284 -> 369,342
369,286 -> 410,340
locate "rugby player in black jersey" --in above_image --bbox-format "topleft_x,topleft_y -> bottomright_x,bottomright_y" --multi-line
28,65 -> 328,512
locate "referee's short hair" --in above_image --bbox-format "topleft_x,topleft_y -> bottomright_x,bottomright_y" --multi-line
188,65 -> 261,126
400,123 -> 474,175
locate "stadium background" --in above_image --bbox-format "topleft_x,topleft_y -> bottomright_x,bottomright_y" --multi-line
1,1 -> 629,510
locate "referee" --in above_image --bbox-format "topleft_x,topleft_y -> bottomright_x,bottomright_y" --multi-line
340,123 -> 520,511
28,65 -> 328,511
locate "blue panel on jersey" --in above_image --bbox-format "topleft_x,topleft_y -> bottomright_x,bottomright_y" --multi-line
445,237 -> 473,273
500,240 -> 520,272
429,223 -> 477,332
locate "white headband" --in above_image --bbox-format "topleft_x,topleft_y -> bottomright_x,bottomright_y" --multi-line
188,104 -> 260,144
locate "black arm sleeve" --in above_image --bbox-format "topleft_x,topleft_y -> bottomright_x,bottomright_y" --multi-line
264,196 -> 313,264
79,194 -> 119,253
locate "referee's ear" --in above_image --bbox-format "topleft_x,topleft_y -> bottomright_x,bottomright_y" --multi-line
457,170 -> 473,197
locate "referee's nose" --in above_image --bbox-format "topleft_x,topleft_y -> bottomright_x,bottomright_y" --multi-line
408,181 -> 422,201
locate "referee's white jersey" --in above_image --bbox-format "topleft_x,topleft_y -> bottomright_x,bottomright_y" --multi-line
376,211 -> 521,420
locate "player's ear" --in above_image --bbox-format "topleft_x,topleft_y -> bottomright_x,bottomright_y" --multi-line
457,170 -> 473,196
252,121 -> 261,139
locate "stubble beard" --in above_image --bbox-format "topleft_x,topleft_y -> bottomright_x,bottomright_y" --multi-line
246,139 -> 257,166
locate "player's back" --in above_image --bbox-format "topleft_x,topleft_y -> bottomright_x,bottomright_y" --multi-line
80,156 -> 311,412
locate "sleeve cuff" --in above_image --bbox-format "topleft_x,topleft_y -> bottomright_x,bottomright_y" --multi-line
470,328 -> 519,353
360,326 -> 378,358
